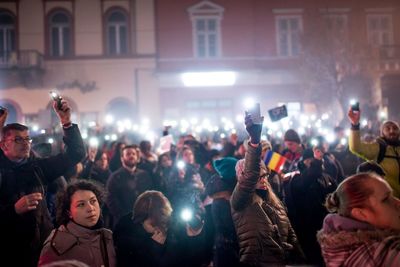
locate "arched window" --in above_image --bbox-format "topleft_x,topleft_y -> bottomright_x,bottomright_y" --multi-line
106,9 -> 128,55
0,10 -> 16,63
48,10 -> 72,57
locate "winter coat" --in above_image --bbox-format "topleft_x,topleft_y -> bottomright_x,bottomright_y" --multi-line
290,159 -> 337,265
349,130 -> 400,197
38,221 -> 116,267
113,212 -> 207,267
231,143 -> 304,266
106,167 -> 154,227
0,124 -> 85,267
318,213 -> 400,267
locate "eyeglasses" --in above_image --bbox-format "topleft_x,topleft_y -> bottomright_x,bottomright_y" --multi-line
7,137 -> 32,144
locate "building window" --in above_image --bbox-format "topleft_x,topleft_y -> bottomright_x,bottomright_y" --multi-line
276,16 -> 302,57
0,10 -> 16,64
48,10 -> 72,57
106,9 -> 128,55
194,18 -> 220,58
367,14 -> 393,46
188,1 -> 224,59
325,14 -> 348,34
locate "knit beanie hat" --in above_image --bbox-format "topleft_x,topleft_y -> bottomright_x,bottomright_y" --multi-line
302,148 -> 314,160
206,157 -> 238,196
380,120 -> 400,136
213,157 -> 238,181
284,129 -> 301,144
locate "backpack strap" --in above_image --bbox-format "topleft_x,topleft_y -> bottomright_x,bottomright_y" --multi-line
377,140 -> 387,164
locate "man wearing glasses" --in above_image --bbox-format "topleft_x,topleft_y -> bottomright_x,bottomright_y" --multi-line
0,99 -> 85,267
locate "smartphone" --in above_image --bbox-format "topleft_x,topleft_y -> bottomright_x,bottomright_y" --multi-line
351,102 -> 360,112
247,103 -> 262,124
50,91 -> 63,110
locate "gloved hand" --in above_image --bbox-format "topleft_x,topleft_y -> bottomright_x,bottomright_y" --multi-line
245,112 -> 263,145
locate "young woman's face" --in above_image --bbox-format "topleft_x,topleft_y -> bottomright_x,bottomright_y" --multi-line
95,152 -> 108,170
182,149 -> 194,164
70,190 -> 100,227
364,178 -> 400,230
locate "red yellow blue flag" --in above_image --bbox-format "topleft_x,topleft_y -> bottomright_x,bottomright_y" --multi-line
263,150 -> 287,173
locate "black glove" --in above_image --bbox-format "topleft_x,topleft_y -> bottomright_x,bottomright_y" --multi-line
245,112 -> 263,145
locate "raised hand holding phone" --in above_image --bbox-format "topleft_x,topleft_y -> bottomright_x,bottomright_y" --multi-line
50,91 -> 63,110
245,103 -> 264,144
246,103 -> 263,125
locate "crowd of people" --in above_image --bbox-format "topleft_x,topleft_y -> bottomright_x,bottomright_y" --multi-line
1,99 -> 400,267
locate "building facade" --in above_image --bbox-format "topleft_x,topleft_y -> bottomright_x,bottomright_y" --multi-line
155,0 -> 400,125
0,0 -> 158,130
0,0 -> 399,131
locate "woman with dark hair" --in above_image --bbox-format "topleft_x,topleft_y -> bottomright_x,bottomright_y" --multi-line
81,150 -> 112,186
38,181 -> 116,267
318,173 -> 400,266
113,190 -> 207,267
153,152 -> 173,193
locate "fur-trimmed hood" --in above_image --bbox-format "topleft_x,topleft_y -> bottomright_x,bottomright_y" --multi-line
317,214 -> 400,266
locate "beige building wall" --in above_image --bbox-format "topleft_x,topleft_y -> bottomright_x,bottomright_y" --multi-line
75,0 -> 103,55
0,0 -> 159,126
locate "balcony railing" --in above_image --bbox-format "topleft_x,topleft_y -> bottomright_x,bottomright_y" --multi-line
0,50 -> 44,69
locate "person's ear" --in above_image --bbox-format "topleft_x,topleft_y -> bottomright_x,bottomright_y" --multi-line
350,207 -> 369,222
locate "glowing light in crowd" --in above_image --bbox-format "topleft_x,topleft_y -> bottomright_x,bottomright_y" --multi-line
310,114 -> 317,121
180,208 -> 193,221
261,135 -> 267,141
48,138 -> 54,144
177,160 -> 185,170
82,132 -> 88,139
105,114 -> 114,124
190,118 -> 198,125
88,121 -> 96,128
41,129 -> 46,134
181,71 -> 236,87
349,99 -> 357,106
345,129 -> 351,137
340,138 -> 347,145
321,113 -> 329,120
89,137 -> 99,147
231,129 -> 237,134
111,134 -> 117,141
32,125 -> 39,132
380,111 -> 387,120
297,127 -> 305,135
243,98 -> 255,109
311,138 -> 319,147
326,133 -> 335,144
276,131 -> 283,138
220,133 -> 226,139
104,135 -> 110,141
361,119 -> 368,127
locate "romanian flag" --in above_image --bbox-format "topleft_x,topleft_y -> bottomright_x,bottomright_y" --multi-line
263,150 -> 287,173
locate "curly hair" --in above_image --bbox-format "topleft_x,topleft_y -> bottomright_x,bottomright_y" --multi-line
56,180 -> 105,226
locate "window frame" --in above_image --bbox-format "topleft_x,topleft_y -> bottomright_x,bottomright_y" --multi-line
0,9 -> 17,64
275,15 -> 303,57
366,14 -> 393,47
192,15 -> 222,59
46,8 -> 74,58
104,7 -> 130,56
